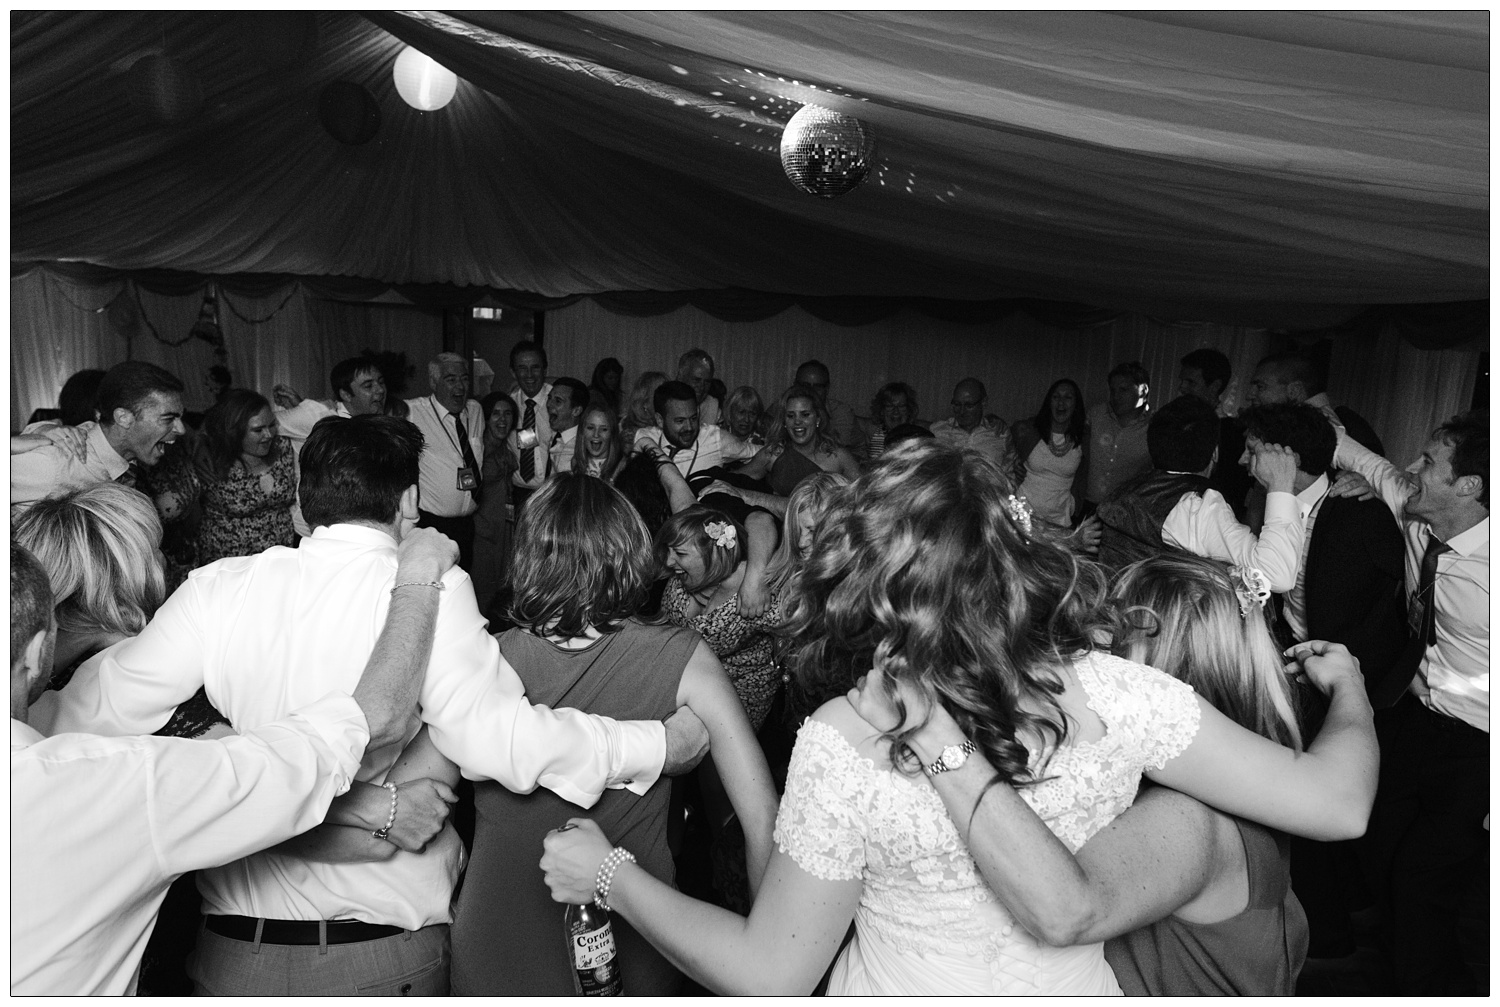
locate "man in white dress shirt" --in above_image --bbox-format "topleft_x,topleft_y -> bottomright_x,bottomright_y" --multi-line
631,380 -> 756,481
546,377 -> 589,475
11,531 -> 452,995
47,415 -> 706,995
1333,410 -> 1487,994
1095,394 -> 1304,590
11,361 -> 186,512
406,352 -> 485,569
508,340 -> 553,512
273,356 -> 390,536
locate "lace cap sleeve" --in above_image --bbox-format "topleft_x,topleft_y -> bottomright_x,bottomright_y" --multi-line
1083,653 -> 1203,772
1124,657 -> 1202,771
773,719 -> 867,882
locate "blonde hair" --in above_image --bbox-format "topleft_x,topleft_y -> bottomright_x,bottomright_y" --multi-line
1111,554 -> 1302,751
765,472 -> 849,593
13,483 -> 166,637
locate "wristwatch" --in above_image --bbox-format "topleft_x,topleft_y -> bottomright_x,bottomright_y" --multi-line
925,740 -> 978,776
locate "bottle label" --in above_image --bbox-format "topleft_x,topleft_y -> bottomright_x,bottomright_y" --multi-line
571,923 -> 621,995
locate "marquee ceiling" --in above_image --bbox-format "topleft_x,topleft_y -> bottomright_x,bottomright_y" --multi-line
10,11 -> 1488,328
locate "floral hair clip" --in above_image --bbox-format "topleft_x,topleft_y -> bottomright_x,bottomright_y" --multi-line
1230,566 -> 1271,619
705,520 -> 737,550
1004,494 -> 1034,536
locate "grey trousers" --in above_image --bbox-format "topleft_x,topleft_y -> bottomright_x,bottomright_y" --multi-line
186,921 -> 449,996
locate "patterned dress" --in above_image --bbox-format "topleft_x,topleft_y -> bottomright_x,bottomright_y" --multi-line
775,652 -> 1202,995
196,436 -> 298,566
661,576 -> 783,729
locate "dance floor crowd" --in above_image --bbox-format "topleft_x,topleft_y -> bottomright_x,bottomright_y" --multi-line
10,342 -> 1487,995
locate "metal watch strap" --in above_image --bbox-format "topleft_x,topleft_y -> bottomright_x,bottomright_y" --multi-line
926,739 -> 977,776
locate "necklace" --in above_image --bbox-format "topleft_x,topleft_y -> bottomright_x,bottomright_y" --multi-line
1046,430 -> 1075,457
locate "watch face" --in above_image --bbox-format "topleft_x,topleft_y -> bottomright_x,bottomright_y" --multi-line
941,743 -> 969,769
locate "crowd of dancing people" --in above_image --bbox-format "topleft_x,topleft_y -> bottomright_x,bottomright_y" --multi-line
10,341 -> 1488,995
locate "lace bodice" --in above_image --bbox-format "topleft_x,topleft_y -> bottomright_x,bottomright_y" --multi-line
774,652 -> 1200,967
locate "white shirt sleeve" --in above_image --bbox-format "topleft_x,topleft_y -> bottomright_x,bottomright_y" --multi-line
1332,428 -> 1412,521
275,399 -> 336,443
417,576 -> 666,807
47,571 -> 212,737
1161,488 -> 1305,591
152,692 -> 369,876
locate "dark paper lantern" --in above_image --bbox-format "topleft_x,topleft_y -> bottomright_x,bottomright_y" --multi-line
234,12 -> 319,69
318,81 -> 381,145
126,55 -> 204,126
779,104 -> 875,199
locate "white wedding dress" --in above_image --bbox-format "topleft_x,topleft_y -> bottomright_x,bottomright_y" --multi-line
774,652 -> 1202,996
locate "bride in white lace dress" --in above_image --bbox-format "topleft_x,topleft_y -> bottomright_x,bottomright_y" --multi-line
540,441 -> 1376,995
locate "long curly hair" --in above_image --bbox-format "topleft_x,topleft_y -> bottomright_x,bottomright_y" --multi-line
782,439 -> 1112,786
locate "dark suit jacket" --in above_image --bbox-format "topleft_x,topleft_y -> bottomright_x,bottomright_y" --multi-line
1334,404 -> 1384,458
1303,493 -> 1408,697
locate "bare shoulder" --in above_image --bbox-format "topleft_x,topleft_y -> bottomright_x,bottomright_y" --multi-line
810,695 -> 886,761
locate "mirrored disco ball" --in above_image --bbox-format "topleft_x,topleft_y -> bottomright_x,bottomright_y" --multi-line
779,104 -> 875,199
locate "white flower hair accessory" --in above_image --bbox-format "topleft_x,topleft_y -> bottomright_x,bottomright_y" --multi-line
1005,494 -> 1034,536
705,520 -> 737,550
1231,566 -> 1272,619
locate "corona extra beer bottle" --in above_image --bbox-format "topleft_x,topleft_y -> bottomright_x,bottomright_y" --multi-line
564,901 -> 623,996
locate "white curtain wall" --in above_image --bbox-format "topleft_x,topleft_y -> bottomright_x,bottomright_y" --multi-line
13,272 -> 1479,475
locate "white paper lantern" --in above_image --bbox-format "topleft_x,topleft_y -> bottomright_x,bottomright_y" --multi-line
393,46 -> 457,111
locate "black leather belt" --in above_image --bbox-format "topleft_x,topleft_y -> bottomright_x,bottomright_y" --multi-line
205,915 -> 404,946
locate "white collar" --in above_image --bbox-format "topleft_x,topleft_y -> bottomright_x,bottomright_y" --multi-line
1295,473 -> 1331,517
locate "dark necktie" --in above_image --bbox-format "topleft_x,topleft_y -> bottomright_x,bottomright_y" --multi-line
1371,532 -> 1452,709
546,431 -> 561,476
519,398 -> 536,482
452,412 -> 482,500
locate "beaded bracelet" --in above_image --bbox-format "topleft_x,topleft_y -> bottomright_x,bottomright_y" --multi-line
593,846 -> 637,912
391,580 -> 445,595
372,781 -> 398,841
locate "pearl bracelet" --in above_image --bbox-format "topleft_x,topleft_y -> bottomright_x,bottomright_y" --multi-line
372,781 -> 398,841
593,846 -> 637,912
391,580 -> 445,595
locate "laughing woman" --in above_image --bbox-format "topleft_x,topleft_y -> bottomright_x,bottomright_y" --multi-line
1011,378 -> 1089,528
710,384 -> 860,517
571,403 -> 626,482
195,389 -> 297,565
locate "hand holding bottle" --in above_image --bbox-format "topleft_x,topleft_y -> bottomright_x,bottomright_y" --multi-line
542,818 -> 615,905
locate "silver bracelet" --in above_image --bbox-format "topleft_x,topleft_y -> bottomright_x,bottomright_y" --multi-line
593,846 -> 637,912
372,781 -> 398,840
390,580 -> 445,595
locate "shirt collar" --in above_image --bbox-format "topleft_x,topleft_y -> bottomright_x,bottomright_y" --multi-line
308,523 -> 400,551
1295,473 -> 1331,517
1445,516 -> 1489,557
12,718 -> 44,750
86,421 -> 130,479
1304,392 -> 1333,410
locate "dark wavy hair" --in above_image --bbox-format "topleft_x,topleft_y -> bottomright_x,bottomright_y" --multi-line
201,388 -> 281,479
781,439 -> 1111,787
507,473 -> 656,638
1031,378 -> 1087,449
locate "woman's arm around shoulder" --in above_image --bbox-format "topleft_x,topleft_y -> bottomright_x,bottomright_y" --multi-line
735,443 -> 781,481
1146,641 -> 1376,841
676,640 -> 779,895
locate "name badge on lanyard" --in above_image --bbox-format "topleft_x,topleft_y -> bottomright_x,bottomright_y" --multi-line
456,467 -> 478,492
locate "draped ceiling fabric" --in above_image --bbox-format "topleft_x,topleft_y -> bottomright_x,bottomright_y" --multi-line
10,11 -> 1488,331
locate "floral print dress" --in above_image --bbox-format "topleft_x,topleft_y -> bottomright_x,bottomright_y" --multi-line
661,576 -> 783,729
197,435 -> 298,566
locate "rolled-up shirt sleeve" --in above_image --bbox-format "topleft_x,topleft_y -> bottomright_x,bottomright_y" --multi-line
418,574 -> 666,807
1162,488 -> 1305,591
